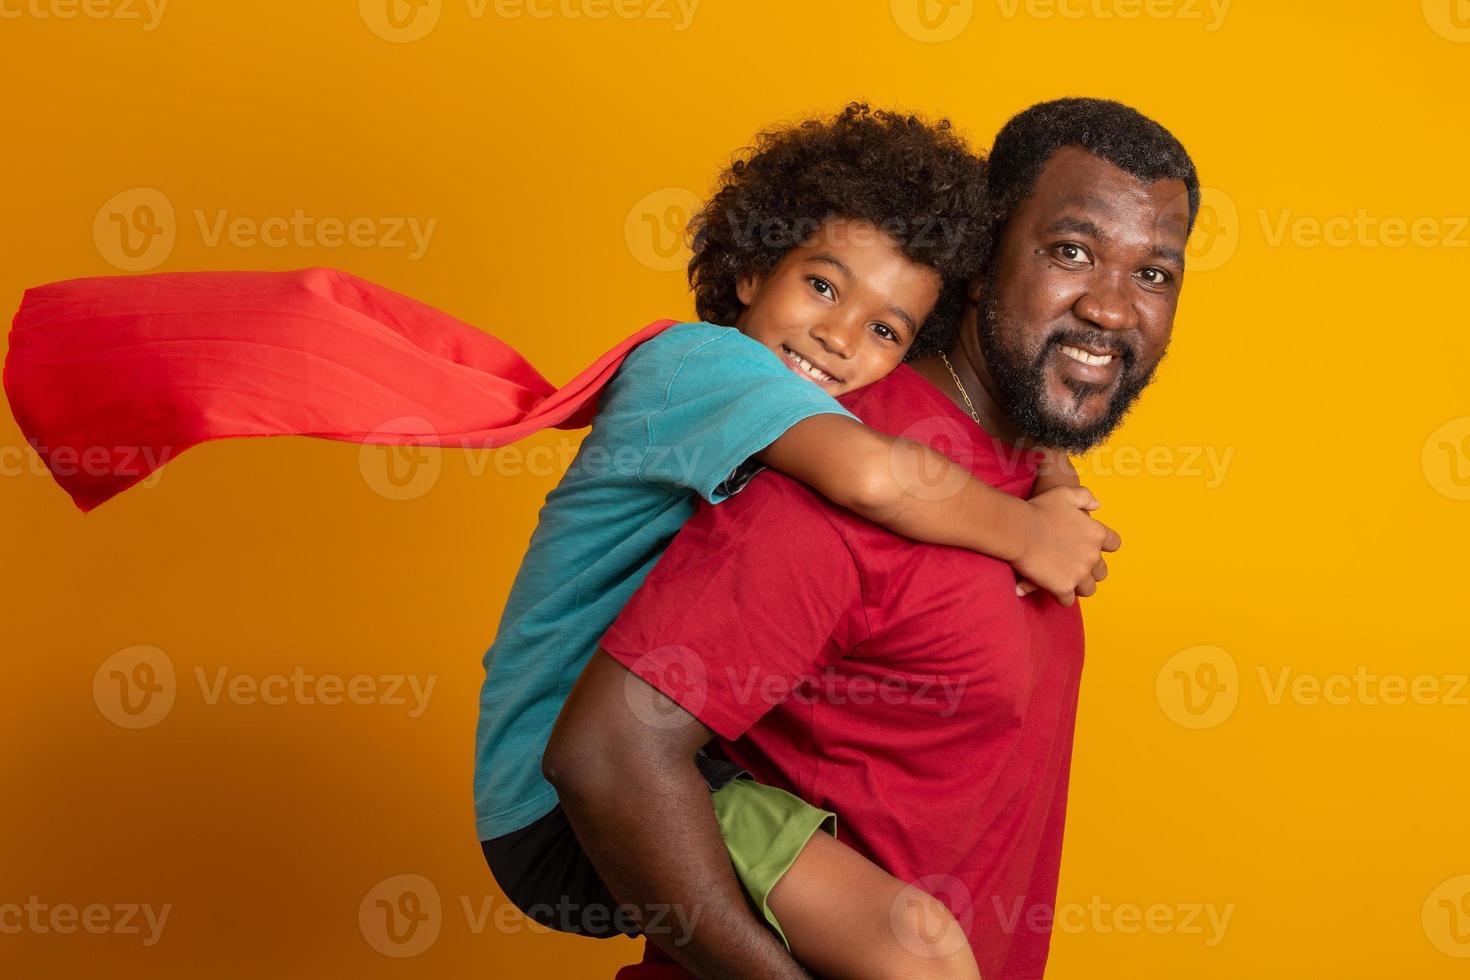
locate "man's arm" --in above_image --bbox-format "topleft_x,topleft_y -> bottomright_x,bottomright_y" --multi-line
543,650 -> 809,980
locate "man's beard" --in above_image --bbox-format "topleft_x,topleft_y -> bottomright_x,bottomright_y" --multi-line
975,280 -> 1162,454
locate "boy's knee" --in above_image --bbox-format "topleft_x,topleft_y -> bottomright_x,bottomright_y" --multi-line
883,889 -> 981,979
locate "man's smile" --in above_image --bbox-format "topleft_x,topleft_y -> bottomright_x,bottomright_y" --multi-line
1057,344 -> 1113,367
1048,337 -> 1127,388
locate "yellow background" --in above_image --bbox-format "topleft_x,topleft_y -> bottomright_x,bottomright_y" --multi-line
3,1 -> 1468,976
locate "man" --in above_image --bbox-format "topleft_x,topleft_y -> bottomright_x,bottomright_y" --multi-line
543,98 -> 1199,979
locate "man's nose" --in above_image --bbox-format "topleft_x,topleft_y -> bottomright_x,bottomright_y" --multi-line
1073,273 -> 1138,332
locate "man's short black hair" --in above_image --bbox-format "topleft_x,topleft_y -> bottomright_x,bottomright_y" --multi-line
905,98 -> 1198,361
989,97 -> 1200,240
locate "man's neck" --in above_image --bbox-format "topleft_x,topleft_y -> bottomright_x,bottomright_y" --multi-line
908,312 -> 1027,447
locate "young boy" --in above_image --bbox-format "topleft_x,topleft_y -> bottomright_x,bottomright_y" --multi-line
477,104 -> 1116,977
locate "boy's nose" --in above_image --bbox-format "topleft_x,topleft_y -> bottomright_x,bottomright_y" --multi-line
810,316 -> 863,358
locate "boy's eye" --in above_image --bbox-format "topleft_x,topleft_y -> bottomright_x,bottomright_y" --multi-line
870,322 -> 899,343
808,276 -> 835,298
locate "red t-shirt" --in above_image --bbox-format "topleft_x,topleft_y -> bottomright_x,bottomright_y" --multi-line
600,364 -> 1085,980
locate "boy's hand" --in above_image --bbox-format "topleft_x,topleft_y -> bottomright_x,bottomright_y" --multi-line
1013,486 -> 1121,606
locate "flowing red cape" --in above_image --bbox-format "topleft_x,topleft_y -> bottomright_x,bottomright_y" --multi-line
3,267 -> 677,512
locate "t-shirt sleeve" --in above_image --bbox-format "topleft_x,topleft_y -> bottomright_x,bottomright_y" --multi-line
638,328 -> 858,503
599,474 -> 869,741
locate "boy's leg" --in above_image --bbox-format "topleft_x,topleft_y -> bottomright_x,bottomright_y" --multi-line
481,804 -> 640,938
480,751 -> 750,940
711,772 -> 980,980
766,831 -> 981,980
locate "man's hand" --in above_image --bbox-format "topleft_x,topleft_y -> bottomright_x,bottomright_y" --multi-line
543,650 -> 810,980
1012,485 -> 1121,606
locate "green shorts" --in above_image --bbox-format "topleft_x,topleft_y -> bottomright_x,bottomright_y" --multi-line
710,773 -> 838,949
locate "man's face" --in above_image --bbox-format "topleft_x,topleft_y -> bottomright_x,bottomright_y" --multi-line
978,146 -> 1189,453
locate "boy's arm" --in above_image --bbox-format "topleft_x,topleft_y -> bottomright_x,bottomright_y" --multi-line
543,651 -> 810,980
1031,448 -> 1081,494
758,414 -> 1119,604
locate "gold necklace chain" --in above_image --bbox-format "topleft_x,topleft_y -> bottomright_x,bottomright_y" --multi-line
940,352 -> 983,426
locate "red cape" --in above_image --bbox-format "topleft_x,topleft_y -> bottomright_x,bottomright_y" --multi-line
3,267 -> 677,512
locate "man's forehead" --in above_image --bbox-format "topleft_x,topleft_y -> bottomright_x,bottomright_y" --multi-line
1025,146 -> 1189,235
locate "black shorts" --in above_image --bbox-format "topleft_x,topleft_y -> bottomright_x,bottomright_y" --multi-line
481,753 -> 747,939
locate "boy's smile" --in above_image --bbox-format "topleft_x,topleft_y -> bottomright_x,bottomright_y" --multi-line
733,216 -> 941,397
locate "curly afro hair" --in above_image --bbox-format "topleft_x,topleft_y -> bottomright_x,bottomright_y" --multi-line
686,103 -> 989,357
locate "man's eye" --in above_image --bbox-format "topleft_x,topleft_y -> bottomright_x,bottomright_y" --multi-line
1137,267 -> 1173,287
808,276 -> 834,298
1053,243 -> 1090,264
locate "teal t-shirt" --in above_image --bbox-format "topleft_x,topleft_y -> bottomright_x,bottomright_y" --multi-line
473,321 -> 858,840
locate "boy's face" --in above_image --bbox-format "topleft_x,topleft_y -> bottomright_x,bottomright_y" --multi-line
733,217 -> 941,396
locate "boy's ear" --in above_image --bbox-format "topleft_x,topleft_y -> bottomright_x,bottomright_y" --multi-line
735,271 -> 762,307
966,273 -> 984,305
